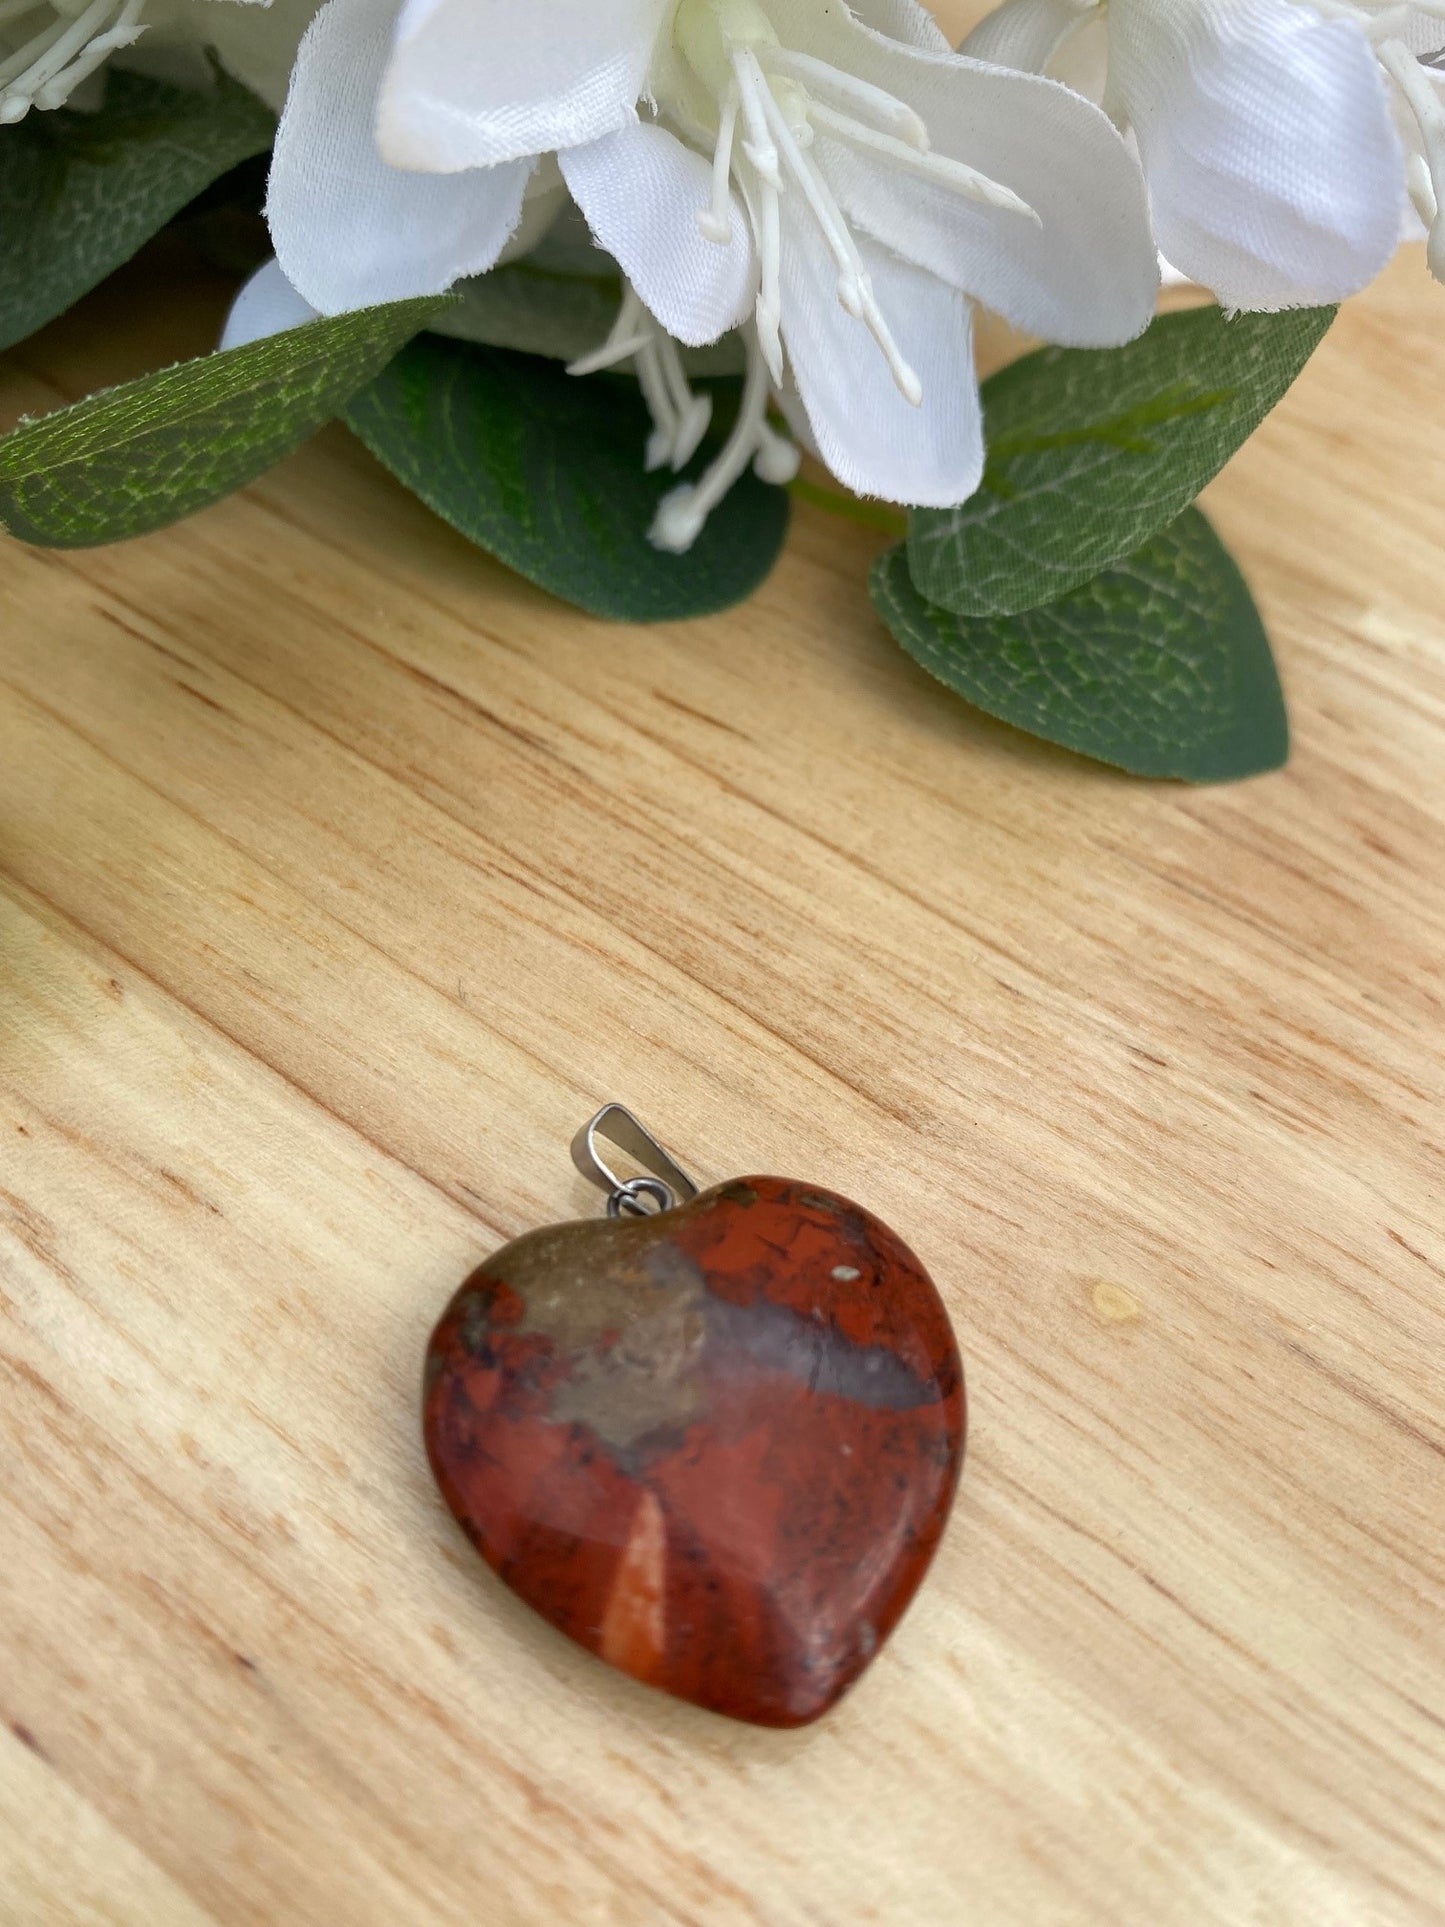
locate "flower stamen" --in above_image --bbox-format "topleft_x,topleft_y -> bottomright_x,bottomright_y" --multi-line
651,323 -> 800,552
1377,36 -> 1445,273
741,46 -> 923,404
570,284 -> 714,473
759,44 -> 929,149
731,43 -> 783,188
657,332 -> 714,467
805,101 -> 1039,221
699,83 -> 740,242
679,0 -> 1034,407
567,285 -> 654,374
755,177 -> 785,383
0,0 -> 147,123
637,342 -> 684,468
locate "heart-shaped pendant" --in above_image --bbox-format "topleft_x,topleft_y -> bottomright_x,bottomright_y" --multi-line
423,1108 -> 964,1727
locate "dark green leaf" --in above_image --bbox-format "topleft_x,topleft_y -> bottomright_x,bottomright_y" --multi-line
439,265 -> 745,377
908,304 -> 1335,620
0,296 -> 447,547
345,335 -> 789,621
873,507 -> 1288,782
0,69 -> 275,353
441,259 -> 624,364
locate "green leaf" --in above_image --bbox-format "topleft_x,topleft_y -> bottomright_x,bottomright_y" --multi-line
0,296 -> 447,547
873,507 -> 1288,782
439,259 -> 624,365
438,266 -> 746,378
0,69 -> 276,353
345,335 -> 789,621
908,304 -> 1335,620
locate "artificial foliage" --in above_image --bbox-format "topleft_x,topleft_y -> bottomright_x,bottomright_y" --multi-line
347,335 -> 791,622
0,291 -> 447,544
873,508 -> 1289,783
0,68 -> 275,354
3,0 -> 1442,782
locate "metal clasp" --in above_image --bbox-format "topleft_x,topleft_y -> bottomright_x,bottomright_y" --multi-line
570,1105 -> 700,1219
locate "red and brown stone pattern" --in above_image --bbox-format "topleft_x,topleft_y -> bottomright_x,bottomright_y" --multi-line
422,1177 -> 965,1728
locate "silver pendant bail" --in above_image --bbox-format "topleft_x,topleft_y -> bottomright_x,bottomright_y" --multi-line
570,1104 -> 701,1219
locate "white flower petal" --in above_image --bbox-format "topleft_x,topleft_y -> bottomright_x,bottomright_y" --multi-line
267,0 -> 531,314
959,0 -> 1090,72
203,0 -> 323,111
496,157 -> 569,267
1045,8 -> 1109,100
560,124 -> 755,346
1394,10 -> 1445,58
220,257 -> 321,351
848,0 -> 950,53
1111,0 -> 1406,308
378,0 -> 669,171
769,10 -> 1157,346
780,224 -> 982,507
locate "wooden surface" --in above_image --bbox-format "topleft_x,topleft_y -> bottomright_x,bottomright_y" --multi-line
4,73 -> 1445,1927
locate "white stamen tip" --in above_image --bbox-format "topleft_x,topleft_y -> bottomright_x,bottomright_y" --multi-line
806,98 -> 1036,222
650,487 -> 708,554
672,395 -> 714,470
742,141 -> 782,188
754,431 -> 801,485
756,303 -> 785,384
697,209 -> 732,244
899,368 -> 924,408
647,320 -> 784,552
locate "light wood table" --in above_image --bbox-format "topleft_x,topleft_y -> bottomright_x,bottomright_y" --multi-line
2,75 -> 1443,1927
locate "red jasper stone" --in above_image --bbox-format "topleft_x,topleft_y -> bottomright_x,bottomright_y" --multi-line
422,1177 -> 964,1727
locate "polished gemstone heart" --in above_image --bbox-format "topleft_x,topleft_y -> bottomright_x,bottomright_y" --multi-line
422,1176 -> 964,1727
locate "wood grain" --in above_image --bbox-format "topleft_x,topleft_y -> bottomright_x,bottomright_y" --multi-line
2,24 -> 1443,1920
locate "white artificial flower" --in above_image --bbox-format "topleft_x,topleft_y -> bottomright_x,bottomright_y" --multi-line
0,0 -> 316,123
264,0 -> 1159,549
220,252 -> 320,346
963,0 -> 1445,306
